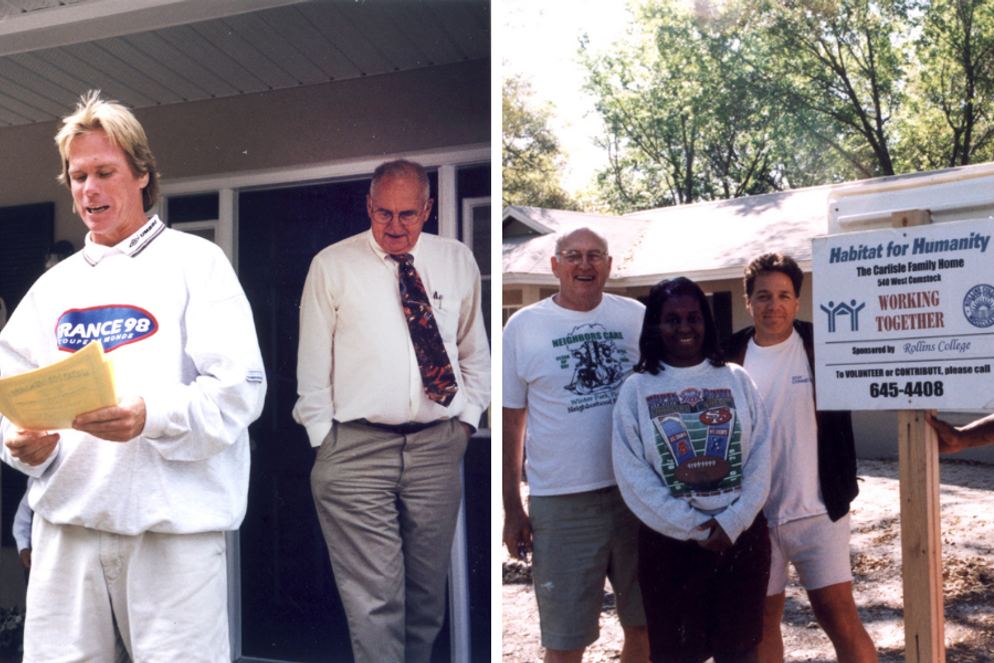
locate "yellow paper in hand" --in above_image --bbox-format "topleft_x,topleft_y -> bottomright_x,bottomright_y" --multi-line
0,341 -> 117,431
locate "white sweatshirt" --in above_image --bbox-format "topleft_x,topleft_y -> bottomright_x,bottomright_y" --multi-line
0,217 -> 266,535
612,360 -> 771,544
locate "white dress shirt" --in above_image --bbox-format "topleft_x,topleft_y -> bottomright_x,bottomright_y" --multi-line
293,230 -> 491,447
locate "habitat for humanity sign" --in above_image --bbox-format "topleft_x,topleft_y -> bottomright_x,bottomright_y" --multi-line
812,218 -> 994,410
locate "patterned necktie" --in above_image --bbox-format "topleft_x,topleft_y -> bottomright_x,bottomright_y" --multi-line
391,253 -> 458,407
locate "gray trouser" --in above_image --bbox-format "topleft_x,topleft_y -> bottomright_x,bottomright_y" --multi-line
311,419 -> 468,663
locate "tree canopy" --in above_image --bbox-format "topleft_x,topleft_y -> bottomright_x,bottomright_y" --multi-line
502,73 -> 580,210
899,0 -> 994,170
582,0 -> 994,213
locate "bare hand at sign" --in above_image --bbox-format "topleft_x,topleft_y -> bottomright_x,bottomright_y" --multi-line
926,411 -> 994,454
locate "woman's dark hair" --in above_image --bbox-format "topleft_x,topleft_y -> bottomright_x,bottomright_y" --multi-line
634,277 -> 724,375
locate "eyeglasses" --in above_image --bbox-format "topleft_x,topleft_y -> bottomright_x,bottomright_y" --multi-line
557,250 -> 608,265
371,207 -> 427,226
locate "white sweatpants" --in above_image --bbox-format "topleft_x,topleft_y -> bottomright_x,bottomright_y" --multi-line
24,516 -> 230,663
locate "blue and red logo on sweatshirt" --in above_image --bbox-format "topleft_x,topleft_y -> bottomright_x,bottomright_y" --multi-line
55,305 -> 158,353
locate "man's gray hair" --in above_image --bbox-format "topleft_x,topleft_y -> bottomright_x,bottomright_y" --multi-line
370,159 -> 431,202
554,226 -> 610,255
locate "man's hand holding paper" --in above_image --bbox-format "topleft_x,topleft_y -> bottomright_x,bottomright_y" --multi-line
0,340 -> 117,432
73,396 -> 146,442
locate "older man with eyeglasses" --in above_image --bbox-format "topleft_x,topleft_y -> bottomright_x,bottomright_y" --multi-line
503,227 -> 649,663
294,159 -> 490,663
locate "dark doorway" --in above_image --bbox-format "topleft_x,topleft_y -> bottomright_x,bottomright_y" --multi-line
0,202 -> 54,314
0,203 -> 53,560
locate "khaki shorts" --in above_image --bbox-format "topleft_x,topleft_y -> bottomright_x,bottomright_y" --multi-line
768,512 -> 853,595
529,486 -> 646,651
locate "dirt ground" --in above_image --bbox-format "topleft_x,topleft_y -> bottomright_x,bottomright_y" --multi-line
502,458 -> 994,662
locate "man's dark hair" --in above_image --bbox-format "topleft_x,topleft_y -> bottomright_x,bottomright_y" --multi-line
744,253 -> 803,297
634,277 -> 724,375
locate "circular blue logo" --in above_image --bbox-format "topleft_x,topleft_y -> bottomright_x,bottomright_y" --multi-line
963,284 -> 994,328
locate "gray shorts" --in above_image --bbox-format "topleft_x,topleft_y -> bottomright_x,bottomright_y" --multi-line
767,512 -> 853,595
529,486 -> 646,651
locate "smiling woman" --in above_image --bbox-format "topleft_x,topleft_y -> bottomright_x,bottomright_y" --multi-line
657,293 -> 706,368
635,277 -> 723,375
612,276 -> 774,662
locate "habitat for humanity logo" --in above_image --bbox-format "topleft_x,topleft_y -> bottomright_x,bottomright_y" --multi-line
56,305 -> 158,352
819,299 -> 866,333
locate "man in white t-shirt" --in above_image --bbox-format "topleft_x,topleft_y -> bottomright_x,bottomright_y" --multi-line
503,227 -> 648,663
724,253 -> 876,663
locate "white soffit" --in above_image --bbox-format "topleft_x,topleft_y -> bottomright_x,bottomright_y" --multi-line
0,0 -> 490,127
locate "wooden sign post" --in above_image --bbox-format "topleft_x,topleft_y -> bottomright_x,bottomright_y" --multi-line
891,209 -> 945,663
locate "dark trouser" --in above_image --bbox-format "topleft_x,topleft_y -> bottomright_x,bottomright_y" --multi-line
311,419 -> 468,663
638,513 -> 770,663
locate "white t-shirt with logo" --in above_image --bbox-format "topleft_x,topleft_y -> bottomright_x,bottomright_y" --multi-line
744,329 -> 825,526
503,294 -> 645,496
